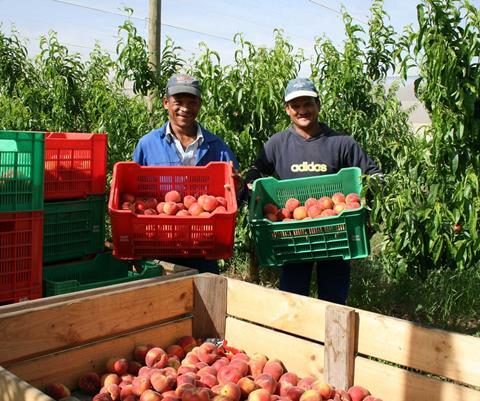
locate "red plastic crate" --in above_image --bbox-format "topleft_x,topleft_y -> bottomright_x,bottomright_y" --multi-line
0,211 -> 43,304
108,162 -> 238,260
44,132 -> 107,200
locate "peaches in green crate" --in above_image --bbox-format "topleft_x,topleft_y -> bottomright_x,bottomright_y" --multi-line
261,192 -> 361,222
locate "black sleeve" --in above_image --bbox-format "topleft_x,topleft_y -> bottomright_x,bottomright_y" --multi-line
245,144 -> 276,185
344,137 -> 383,179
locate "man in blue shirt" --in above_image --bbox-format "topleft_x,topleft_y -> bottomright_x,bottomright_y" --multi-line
246,78 -> 383,304
133,74 -> 240,274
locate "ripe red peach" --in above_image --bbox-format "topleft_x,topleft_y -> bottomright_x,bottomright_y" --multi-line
296,377 -> 314,391
254,373 -> 277,394
106,357 -> 129,376
231,352 -> 249,362
145,347 -> 169,369
278,372 -> 298,387
203,196 -> 219,212
177,209 -> 191,216
144,208 -> 158,215
229,359 -> 249,376
165,190 -> 182,203
285,198 -> 301,212
276,208 -> 291,221
197,342 -> 220,365
213,206 -> 227,214
318,196 -> 334,210
283,386 -> 305,401
188,202 -> 204,216
181,386 -> 211,401
334,389 -> 352,401
93,394 -> 114,401
298,389 -> 321,401
135,200 -> 146,214
237,376 -> 258,398
78,371 -> 101,395
132,376 -> 152,396
363,396 -> 382,401
265,212 -> 278,222
45,382 -> 71,400
177,202 -> 187,211
304,198 -> 318,209
140,389 -> 163,401
345,193 -> 360,204
138,366 -> 156,379
145,197 -> 158,209
184,195 -> 197,208
198,366 -> 218,377
178,365 -> 199,375
331,192 -> 346,204
199,372 -> 219,388
101,373 -> 122,386
311,380 -> 335,399
151,371 -> 176,393
216,196 -> 227,208
100,383 -> 121,400
262,360 -> 284,381
167,344 -> 186,360
307,205 -> 323,218
345,201 -> 361,210
263,203 -> 279,215
219,382 -> 242,401
197,194 -> 209,209
217,365 -> 243,385
320,209 -> 336,217
333,202 -> 346,214
211,357 -> 230,371
120,384 -> 135,399
156,202 -> 166,214
164,201 -> 179,215
293,206 -> 308,220
248,388 -> 271,401
183,351 -> 200,365
200,211 -> 211,217
122,201 -> 135,212
248,353 -> 268,377
347,386 -> 370,401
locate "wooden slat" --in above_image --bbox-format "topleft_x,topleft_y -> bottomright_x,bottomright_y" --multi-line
227,278 -> 327,342
0,365 -> 55,401
193,274 -> 227,339
357,308 -> 480,387
324,305 -> 355,390
354,356 -> 480,401
225,317 -> 325,379
0,270 -> 196,314
0,277 -> 194,365
5,318 -> 192,393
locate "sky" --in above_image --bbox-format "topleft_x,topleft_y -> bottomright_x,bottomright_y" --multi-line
0,0 -> 478,76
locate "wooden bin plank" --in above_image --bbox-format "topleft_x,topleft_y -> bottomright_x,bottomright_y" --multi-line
4,318 -> 192,393
357,308 -> 480,387
225,316 -> 325,379
0,277 -> 194,365
227,279 -> 327,342
354,356 -> 480,401
193,274 -> 227,339
324,305 -> 355,390
0,366 -> 55,401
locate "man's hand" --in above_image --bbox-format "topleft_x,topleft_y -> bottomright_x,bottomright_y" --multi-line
229,161 -> 245,194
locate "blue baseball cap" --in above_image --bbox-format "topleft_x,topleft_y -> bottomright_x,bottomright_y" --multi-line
284,78 -> 318,102
166,74 -> 201,97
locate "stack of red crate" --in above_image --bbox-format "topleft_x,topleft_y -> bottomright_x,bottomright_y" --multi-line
0,131 -> 45,304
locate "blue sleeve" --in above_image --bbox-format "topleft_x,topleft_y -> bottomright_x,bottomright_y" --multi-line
133,140 -> 144,165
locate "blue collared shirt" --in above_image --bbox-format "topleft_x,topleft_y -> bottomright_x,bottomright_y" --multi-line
165,122 -> 204,166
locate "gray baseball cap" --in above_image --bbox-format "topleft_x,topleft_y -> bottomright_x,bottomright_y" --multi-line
166,74 -> 201,97
284,78 -> 318,102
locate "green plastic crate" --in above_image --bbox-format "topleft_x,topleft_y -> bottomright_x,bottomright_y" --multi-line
0,131 -> 45,212
43,195 -> 106,263
43,252 -> 161,296
248,167 -> 370,268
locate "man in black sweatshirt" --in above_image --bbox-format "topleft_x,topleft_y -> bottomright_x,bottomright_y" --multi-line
246,77 -> 383,304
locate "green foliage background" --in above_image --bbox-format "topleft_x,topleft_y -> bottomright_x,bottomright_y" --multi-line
1,0 -> 479,333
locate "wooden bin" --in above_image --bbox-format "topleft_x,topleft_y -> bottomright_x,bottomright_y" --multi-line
0,274 -> 479,401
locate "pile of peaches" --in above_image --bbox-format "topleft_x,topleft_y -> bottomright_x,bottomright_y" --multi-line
120,191 -> 228,217
45,336 -> 382,401
262,192 -> 361,222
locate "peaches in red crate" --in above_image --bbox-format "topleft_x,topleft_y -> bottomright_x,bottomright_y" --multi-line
119,192 -> 230,216
261,192 -> 361,222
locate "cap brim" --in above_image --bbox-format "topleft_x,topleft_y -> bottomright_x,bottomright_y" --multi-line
285,90 -> 318,102
167,86 -> 201,97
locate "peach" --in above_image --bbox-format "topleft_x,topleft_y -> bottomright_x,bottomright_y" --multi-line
263,203 -> 279,215
254,373 -> 277,394
78,371 -> 101,395
197,194 -> 209,209
144,208 -> 158,215
331,192 -> 346,204
293,206 -> 308,220
200,211 -> 211,217
307,205 -> 323,218
177,209 -> 191,216
164,201 -> 179,215
177,202 -> 187,211
333,202 -> 346,214
298,389 -> 321,401
165,190 -> 182,203
178,365 -> 199,375
198,366 -> 218,377
345,201 -> 361,210
100,383 -> 121,400
132,376 -> 152,396
320,209 -> 336,217
184,195 -> 198,208
162,366 -> 179,378
345,193 -> 360,204
45,382 -> 71,400
164,397 -> 182,401
237,376 -> 258,398
121,193 -> 136,203
199,372 -> 219,388
231,352 -> 250,362
120,384 -> 135,399
156,202 -> 166,214
188,202 -> 204,216
229,359 -> 249,376
212,396 -> 232,401
122,201 -> 135,212
265,212 -> 278,222
363,396 -> 382,401
203,196 -> 219,212
106,356 -> 128,376
311,380 -> 334,400
212,206 -> 227,214
181,386 -> 211,401
304,198 -> 318,209
145,197 -> 159,209
285,198 -> 300,212
278,372 -> 298,387
126,361 -> 142,376
211,357 -> 230,371
101,373 -> 122,386
318,196 -> 334,210
145,347 -> 169,369
262,359 -> 284,381
183,352 -> 200,365
216,196 -> 227,208
138,366 -> 156,379
168,356 -> 181,370
121,373 -> 135,384
135,200 -> 146,214
177,372 -> 198,386
176,383 -> 197,398
217,365 -> 243,384
248,388 -> 271,401
248,353 -> 268,377
151,371 -> 176,393
296,377 -> 314,391
219,382 -> 241,401
140,389 -> 163,401
334,389 -> 352,401
283,386 -> 305,401
347,386 -> 370,401
276,208 -> 291,221
93,394 -> 114,401
167,344 -> 186,360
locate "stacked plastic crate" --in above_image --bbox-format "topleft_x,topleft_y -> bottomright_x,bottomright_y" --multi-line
0,131 -> 45,304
